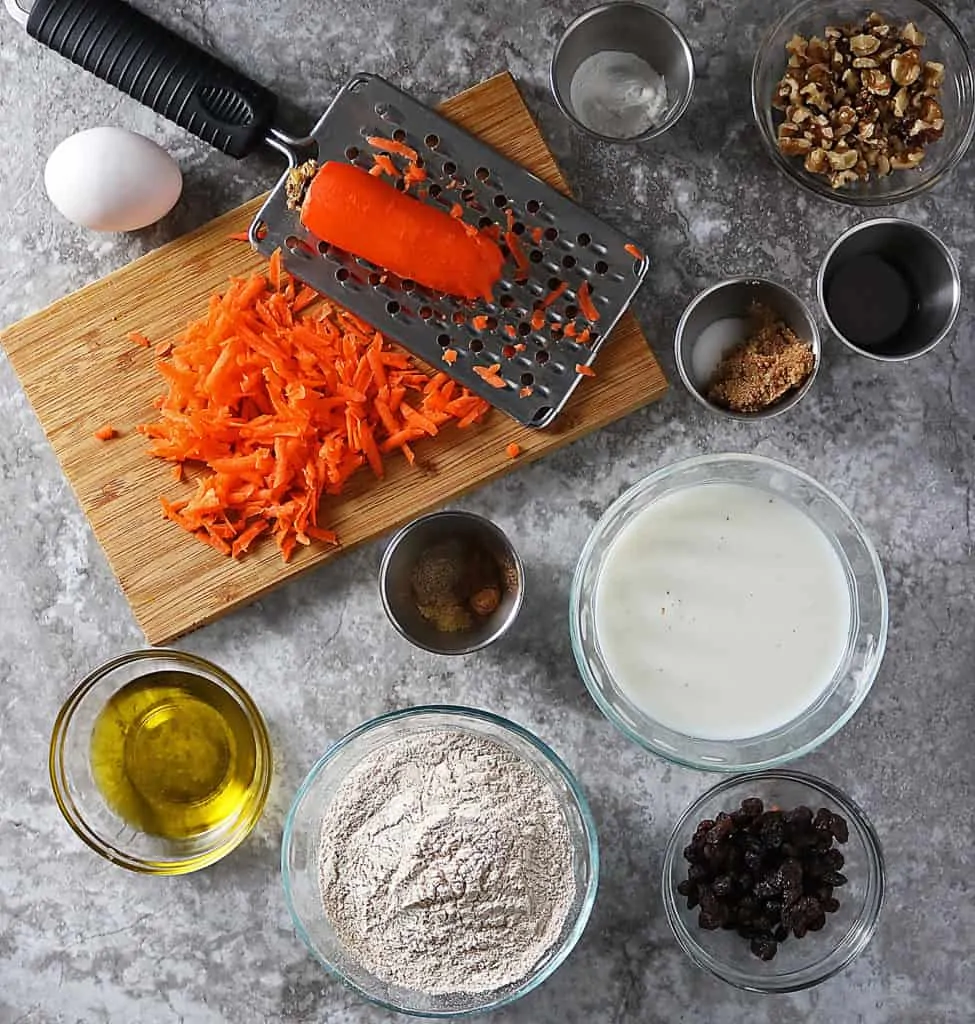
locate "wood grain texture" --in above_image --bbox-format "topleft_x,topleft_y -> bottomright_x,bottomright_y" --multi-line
1,72 -> 667,644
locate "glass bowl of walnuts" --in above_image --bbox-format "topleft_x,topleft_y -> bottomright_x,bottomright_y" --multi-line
751,0 -> 974,205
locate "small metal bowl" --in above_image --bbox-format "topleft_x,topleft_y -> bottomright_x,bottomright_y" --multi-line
379,511 -> 524,655
551,2 -> 696,143
817,218 -> 961,362
674,276 -> 821,421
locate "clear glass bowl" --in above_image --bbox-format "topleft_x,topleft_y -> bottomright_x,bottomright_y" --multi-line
281,705 -> 599,1018
751,0 -> 975,206
662,771 -> 885,992
49,649 -> 272,875
569,454 -> 888,771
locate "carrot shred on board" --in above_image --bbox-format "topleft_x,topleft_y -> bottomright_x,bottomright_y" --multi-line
137,252 -> 490,561
530,309 -> 546,331
228,231 -> 251,242
442,348 -> 458,364
372,153 -> 399,179
129,331 -> 151,348
155,340 -> 173,357
504,324 -> 517,339
530,227 -> 544,245
519,386 -> 533,398
506,443 -> 521,459
541,281 -> 569,308
472,315 -> 490,331
564,321 -> 578,339
473,364 -> 506,389
578,281 -> 600,322
576,363 -> 597,377
624,242 -> 644,260
577,327 -> 592,345
93,424 -> 117,441
513,343 -> 526,353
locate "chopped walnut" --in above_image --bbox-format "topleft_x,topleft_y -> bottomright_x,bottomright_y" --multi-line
285,160 -> 319,210
772,12 -> 948,189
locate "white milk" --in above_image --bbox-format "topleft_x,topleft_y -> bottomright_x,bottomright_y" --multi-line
593,483 -> 851,740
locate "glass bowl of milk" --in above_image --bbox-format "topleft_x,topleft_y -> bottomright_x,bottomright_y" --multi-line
569,454 -> 887,770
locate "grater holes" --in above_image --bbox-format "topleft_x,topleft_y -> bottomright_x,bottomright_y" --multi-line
548,277 -> 561,291
475,166 -> 490,182
386,300 -> 400,316
336,268 -> 350,283
529,250 -> 543,264
535,350 -> 550,364
285,236 -> 315,258
345,145 -> 359,161
501,344 -> 515,359
469,338 -> 484,353
402,279 -> 416,293
565,305 -> 578,319
595,260 -> 609,275
478,215 -> 493,229
517,322 -> 531,337
428,183 -> 442,199
493,193 -> 508,208
499,294 -> 515,310
562,254 -> 576,270
442,160 -> 457,177
452,311 -> 466,326
437,333 -> 452,348
425,133 -> 440,150
461,188 -> 476,203
544,227 -> 558,242
531,406 -> 553,425
419,305 -> 433,320
392,127 -> 407,143
368,271 -> 381,287
577,232 -> 591,247
520,372 -> 534,387
374,103 -> 403,122
511,221 -> 525,235
253,220 -> 268,241
526,199 -> 541,214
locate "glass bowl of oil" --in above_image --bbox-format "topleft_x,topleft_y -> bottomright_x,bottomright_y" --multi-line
50,649 -> 272,874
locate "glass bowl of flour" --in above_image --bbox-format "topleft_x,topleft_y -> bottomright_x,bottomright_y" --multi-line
281,705 -> 599,1016
570,454 -> 888,771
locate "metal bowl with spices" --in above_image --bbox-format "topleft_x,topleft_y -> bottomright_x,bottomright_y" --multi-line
379,510 -> 525,655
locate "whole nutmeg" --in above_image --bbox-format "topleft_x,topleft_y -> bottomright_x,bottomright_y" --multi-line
469,586 -> 501,617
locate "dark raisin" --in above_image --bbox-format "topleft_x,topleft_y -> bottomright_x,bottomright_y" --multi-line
698,911 -> 721,931
753,878 -> 779,899
773,924 -> 789,943
688,863 -> 710,884
751,937 -> 778,961
683,843 -> 701,863
712,874 -> 734,898
744,848 -> 764,872
693,819 -> 716,840
741,798 -> 764,817
736,895 -> 759,921
706,814 -> 735,845
822,871 -> 848,887
761,816 -> 785,849
807,911 -> 827,932
830,813 -> 850,844
677,879 -> 693,896
793,921 -> 809,940
814,807 -> 833,833
785,805 -> 813,828
825,849 -> 845,871
823,897 -> 840,914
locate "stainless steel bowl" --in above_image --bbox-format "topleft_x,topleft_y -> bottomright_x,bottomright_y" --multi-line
379,511 -> 524,655
817,218 -> 961,361
551,2 -> 695,143
674,277 -> 821,421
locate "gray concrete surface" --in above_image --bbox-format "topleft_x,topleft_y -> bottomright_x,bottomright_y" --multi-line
0,0 -> 973,1021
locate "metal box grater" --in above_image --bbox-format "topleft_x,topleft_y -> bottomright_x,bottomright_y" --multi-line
251,74 -> 650,428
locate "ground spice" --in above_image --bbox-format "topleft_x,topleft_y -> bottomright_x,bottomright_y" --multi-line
410,538 -> 502,633
707,304 -> 815,414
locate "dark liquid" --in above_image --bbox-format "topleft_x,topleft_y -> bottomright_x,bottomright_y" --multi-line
825,253 -> 917,349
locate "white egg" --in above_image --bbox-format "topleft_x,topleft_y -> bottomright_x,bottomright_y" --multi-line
44,126 -> 183,233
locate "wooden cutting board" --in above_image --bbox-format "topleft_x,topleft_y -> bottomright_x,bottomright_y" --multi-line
2,72 -> 667,645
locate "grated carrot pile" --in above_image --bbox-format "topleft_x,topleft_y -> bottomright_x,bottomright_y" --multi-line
137,254 -> 490,561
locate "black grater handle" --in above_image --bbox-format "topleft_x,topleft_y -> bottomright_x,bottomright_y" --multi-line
27,0 -> 277,158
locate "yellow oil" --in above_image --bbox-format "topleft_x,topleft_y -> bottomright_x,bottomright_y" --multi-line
89,670 -> 259,840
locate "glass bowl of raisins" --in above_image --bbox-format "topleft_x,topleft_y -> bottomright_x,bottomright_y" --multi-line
662,770 -> 885,992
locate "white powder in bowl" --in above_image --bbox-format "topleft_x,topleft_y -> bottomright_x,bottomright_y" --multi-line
317,728 -> 577,996
568,50 -> 668,139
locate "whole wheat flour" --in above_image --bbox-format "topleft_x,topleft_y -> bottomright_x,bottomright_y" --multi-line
317,728 -> 575,995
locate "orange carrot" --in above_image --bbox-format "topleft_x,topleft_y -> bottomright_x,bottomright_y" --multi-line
366,135 -> 419,163
129,331 -> 151,348
530,309 -> 546,331
442,348 -> 458,364
576,363 -> 596,377
541,281 -> 569,308
624,242 -> 644,260
519,386 -> 533,398
473,364 -> 506,389
228,230 -> 251,242
93,424 -> 117,441
155,340 -> 173,357
138,252 -> 490,561
371,153 -> 399,179
577,327 -> 592,345
530,227 -> 544,245
449,203 -> 464,219
301,162 -> 503,302
513,343 -> 526,353
578,281 -> 600,322
472,315 -> 490,331
506,442 -> 521,459
564,321 -> 578,339
504,324 -> 517,339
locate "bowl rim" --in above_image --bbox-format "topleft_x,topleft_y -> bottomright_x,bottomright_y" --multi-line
378,510 -> 526,655
549,0 -> 697,144
569,452 -> 889,771
661,769 -> 886,992
673,275 -> 823,421
749,0 -> 975,207
816,217 -> 962,361
48,647 -> 273,875
280,704 -> 600,1018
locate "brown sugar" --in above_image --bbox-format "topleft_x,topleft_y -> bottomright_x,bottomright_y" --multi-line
707,305 -> 815,414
